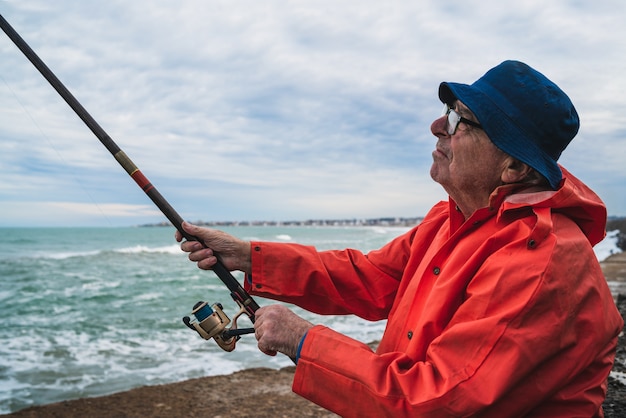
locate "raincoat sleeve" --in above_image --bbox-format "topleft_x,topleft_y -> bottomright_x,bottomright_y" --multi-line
300,240 -> 618,416
244,227 -> 419,320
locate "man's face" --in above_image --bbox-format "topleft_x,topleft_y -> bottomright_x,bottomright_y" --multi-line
429,101 -> 509,208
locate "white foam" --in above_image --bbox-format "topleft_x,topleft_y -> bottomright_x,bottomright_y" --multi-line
43,250 -> 101,260
0,291 -> 13,302
611,371 -> 626,386
132,292 -> 164,302
37,244 -> 183,260
80,280 -> 121,292
595,230 -> 622,262
115,244 -> 182,255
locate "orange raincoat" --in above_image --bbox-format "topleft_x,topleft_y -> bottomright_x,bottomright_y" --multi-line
246,168 -> 623,417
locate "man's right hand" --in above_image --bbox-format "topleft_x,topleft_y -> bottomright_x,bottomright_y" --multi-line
175,222 -> 252,274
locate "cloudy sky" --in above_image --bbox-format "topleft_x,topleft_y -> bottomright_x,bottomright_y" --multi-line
0,1 -> 624,227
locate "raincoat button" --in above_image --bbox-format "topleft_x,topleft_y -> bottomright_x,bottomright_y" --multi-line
528,239 -> 536,248
433,267 -> 441,275
254,246 -> 261,251
407,331 -> 413,340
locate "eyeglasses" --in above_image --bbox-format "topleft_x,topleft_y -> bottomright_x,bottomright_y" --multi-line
443,104 -> 483,136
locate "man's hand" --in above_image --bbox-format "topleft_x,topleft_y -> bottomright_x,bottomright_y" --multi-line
175,222 -> 252,274
254,305 -> 314,359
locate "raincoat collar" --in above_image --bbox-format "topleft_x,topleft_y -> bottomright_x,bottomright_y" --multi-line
448,166 -> 607,246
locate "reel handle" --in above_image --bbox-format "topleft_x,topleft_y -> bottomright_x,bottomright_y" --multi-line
183,301 -> 254,352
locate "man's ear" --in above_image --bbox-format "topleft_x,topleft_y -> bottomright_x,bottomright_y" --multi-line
501,158 -> 532,184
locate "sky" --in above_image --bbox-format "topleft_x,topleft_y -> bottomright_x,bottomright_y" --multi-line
0,1 -> 625,227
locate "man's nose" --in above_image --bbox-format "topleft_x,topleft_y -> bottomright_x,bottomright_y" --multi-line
431,115 -> 448,138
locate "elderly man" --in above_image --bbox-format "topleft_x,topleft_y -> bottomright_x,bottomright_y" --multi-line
177,61 -> 623,417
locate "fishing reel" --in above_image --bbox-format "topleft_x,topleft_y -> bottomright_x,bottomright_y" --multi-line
182,300 -> 255,352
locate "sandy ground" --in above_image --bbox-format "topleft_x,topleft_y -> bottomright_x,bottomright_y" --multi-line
4,251 -> 626,417
3,367 -> 336,418
602,251 -> 626,283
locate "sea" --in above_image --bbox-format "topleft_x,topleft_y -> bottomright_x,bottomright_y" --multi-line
0,225 -> 622,414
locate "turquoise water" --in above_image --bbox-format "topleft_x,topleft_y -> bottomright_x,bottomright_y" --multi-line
0,225 -> 408,413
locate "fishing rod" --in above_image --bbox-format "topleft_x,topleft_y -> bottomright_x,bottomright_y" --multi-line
0,14 -> 261,353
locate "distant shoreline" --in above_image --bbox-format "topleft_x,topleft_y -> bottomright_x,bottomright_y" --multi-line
140,215 -> 626,232
139,217 -> 424,228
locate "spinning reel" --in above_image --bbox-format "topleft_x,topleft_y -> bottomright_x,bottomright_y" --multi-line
182,300 -> 255,351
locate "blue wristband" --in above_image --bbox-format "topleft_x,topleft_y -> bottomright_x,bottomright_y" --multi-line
295,331 -> 308,364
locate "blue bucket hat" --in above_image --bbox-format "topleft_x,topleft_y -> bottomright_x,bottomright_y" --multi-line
438,60 -> 579,189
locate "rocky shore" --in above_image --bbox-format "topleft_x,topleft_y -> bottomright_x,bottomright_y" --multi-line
4,251 -> 626,418
602,250 -> 626,417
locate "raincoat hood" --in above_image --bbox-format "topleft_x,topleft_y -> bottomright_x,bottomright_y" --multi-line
494,165 -> 607,246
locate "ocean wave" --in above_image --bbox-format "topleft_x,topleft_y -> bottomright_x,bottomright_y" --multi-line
596,230 -> 623,262
115,244 -> 182,255
132,292 -> 165,302
36,244 -> 183,260
44,250 -> 101,260
0,327 -> 254,414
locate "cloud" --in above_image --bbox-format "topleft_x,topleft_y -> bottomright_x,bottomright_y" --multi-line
1,0 -> 625,226
0,201 -> 162,227
46,202 -> 161,217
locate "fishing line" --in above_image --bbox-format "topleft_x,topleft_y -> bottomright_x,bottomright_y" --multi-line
0,73 -> 115,226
